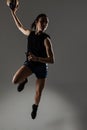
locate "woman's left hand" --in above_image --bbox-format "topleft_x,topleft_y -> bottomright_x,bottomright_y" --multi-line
28,52 -> 38,62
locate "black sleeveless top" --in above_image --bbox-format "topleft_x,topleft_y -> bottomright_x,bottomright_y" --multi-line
27,31 -> 50,57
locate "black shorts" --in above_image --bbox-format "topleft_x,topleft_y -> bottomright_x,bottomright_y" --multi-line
23,61 -> 48,79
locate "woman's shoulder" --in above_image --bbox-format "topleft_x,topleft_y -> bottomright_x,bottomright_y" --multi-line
42,32 -> 51,39
27,30 -> 35,37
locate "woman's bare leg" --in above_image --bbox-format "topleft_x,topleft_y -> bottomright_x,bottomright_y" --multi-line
31,78 -> 46,119
12,65 -> 32,84
35,78 -> 46,105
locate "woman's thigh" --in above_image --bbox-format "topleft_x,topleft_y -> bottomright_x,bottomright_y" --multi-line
12,65 -> 32,83
35,78 -> 46,93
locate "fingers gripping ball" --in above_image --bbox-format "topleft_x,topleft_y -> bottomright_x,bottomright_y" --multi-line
6,0 -> 19,10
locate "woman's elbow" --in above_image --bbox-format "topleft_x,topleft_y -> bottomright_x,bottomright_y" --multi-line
50,57 -> 55,64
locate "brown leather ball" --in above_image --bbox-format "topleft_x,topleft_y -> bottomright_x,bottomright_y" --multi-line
6,0 -> 19,10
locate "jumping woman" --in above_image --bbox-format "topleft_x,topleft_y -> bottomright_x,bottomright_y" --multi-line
9,5 -> 55,119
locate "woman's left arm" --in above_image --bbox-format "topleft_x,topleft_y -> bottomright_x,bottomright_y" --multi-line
40,37 -> 55,63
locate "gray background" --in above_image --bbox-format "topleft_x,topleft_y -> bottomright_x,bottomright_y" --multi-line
0,0 -> 87,130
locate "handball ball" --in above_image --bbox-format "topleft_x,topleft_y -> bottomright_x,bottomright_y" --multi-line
7,0 -> 19,10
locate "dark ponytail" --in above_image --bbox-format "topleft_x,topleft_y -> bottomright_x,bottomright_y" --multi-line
31,21 -> 36,30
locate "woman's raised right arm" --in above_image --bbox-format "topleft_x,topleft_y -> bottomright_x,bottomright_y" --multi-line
11,9 -> 31,36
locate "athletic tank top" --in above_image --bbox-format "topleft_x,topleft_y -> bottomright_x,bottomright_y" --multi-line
26,31 -> 50,65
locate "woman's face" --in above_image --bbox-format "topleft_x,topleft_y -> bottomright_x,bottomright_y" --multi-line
36,17 -> 49,32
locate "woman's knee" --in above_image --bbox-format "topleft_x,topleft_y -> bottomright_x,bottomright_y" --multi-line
36,86 -> 44,97
12,76 -> 18,84
36,90 -> 41,96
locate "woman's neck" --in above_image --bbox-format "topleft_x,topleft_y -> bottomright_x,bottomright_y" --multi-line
35,30 -> 43,35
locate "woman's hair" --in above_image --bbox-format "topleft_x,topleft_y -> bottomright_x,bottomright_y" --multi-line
31,13 -> 49,30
